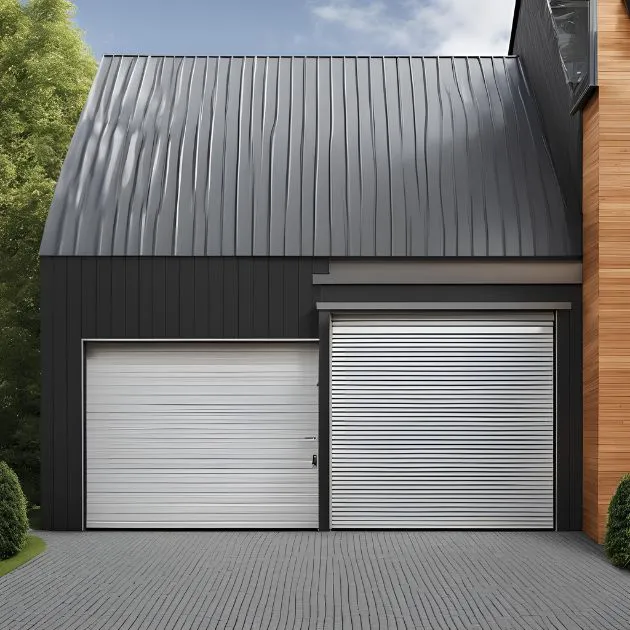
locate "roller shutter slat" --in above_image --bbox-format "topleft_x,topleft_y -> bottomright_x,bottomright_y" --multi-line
330,313 -> 554,529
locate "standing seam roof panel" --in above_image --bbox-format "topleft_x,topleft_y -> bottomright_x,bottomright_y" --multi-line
40,55 -> 580,257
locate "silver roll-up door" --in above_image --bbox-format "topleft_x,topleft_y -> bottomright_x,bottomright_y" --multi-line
86,342 -> 319,529
330,313 -> 555,529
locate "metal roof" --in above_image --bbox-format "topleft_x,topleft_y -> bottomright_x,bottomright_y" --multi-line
40,55 -> 580,257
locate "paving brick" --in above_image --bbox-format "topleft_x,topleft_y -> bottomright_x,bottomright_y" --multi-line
1,532 -> 629,630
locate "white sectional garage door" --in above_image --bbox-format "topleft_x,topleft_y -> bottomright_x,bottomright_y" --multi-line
86,343 -> 319,529
330,313 -> 555,529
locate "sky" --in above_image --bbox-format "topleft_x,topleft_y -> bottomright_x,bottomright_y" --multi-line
72,0 -> 517,59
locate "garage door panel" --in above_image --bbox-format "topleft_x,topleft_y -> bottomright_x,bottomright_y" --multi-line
86,342 -> 318,529
330,313 -> 555,530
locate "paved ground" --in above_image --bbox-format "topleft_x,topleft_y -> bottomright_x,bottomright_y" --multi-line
1,531 -> 629,629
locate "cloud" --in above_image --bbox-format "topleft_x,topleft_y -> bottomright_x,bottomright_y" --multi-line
308,0 -> 516,55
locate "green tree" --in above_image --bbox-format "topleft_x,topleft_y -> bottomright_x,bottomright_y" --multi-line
0,0 -> 97,504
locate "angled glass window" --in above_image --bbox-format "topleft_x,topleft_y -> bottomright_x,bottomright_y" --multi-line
547,0 -> 597,113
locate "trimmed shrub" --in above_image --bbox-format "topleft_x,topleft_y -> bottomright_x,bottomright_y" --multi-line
605,474 -> 630,569
0,461 -> 29,560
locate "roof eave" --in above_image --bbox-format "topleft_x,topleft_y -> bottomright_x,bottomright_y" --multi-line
508,0 -> 523,54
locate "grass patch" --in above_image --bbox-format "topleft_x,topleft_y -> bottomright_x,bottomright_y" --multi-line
0,536 -> 46,578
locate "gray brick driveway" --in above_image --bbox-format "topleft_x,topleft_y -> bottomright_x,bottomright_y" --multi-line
1,531 -> 629,629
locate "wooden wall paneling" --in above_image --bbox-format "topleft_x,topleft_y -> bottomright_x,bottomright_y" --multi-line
582,93 -> 600,541
585,0 -> 630,542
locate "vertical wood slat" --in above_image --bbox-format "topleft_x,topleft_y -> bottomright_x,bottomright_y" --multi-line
583,93 -> 599,542
582,0 -> 630,543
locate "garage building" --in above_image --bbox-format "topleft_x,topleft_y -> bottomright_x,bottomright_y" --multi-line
39,55 -> 582,531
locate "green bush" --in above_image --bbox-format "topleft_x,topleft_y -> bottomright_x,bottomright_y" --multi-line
0,461 -> 29,560
605,473 -> 630,569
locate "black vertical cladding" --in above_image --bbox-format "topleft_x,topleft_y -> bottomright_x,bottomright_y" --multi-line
569,304 -> 583,530
40,256 -> 321,530
52,257 -> 68,529
511,0 -> 583,220
39,259 -> 55,530
111,258 -> 126,337
318,311 -> 331,531
555,309 -> 571,530
165,258 -> 180,337
208,259 -> 224,337
283,261 -> 300,338
238,259 -> 254,337
222,259 -> 238,337
96,258 -> 112,337
125,258 -> 140,338
193,258 -> 209,338
152,257 -> 167,337
268,259 -> 285,337
66,261 -> 83,531
81,258 -> 97,336
252,259 -> 270,338
41,258 -> 581,531
179,258 -> 195,338
138,257 -> 153,337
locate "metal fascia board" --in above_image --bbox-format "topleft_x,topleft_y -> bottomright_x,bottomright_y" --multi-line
313,261 -> 583,285
316,302 -> 572,311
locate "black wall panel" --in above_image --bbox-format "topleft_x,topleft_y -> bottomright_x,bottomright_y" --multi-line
40,256 -> 322,530
41,257 -> 581,531
511,0 -> 583,219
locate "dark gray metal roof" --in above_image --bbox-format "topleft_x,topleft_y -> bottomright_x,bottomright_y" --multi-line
40,55 -> 580,257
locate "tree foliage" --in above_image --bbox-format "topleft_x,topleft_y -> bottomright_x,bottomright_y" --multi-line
0,461 -> 29,559
0,0 -> 97,503
605,474 -> 630,569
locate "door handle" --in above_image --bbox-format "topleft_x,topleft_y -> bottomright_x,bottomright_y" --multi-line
312,454 -> 317,468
